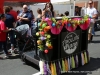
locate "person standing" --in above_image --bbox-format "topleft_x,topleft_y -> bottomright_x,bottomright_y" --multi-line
0,14 -> 12,58
9,6 -> 17,22
3,6 -> 16,52
85,0 -> 98,43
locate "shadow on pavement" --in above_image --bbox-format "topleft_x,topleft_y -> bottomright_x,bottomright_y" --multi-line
91,40 -> 100,43
62,57 -> 100,75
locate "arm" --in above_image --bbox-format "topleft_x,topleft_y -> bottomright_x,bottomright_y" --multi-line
0,22 -> 11,32
92,9 -> 98,19
42,10 -> 45,18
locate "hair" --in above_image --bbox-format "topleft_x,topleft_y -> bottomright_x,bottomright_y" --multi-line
65,11 -> 69,16
9,6 -> 13,10
37,8 -> 42,14
0,14 -> 5,20
60,14 -> 64,17
45,2 -> 54,17
3,6 -> 10,13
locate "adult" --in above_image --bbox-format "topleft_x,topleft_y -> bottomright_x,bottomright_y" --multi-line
17,5 -> 33,27
75,6 -> 80,16
9,6 -> 17,22
85,0 -> 98,43
3,6 -> 16,52
42,2 -> 55,18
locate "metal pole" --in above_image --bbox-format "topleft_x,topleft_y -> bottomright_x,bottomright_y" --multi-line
73,0 -> 76,16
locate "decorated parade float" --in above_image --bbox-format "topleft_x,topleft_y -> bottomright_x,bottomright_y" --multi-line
36,15 -> 90,75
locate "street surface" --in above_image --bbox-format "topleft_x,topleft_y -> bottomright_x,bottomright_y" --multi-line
0,31 -> 100,75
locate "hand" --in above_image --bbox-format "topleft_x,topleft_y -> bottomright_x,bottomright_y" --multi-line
8,28 -> 12,31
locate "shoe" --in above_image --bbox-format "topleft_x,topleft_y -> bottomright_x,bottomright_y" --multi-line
3,55 -> 9,59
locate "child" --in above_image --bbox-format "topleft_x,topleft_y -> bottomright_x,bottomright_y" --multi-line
0,14 -> 12,58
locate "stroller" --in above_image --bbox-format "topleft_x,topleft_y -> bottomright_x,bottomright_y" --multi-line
13,24 -> 36,55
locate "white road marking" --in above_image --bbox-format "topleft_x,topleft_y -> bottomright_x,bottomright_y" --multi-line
32,72 -> 41,75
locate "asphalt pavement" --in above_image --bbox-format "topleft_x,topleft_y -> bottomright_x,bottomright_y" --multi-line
0,31 -> 100,75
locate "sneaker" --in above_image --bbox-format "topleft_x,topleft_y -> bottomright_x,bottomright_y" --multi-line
3,55 -> 9,59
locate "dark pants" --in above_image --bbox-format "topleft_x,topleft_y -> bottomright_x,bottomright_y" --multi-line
9,31 -> 16,48
0,41 -> 8,55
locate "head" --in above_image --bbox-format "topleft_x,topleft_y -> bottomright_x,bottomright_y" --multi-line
45,2 -> 54,11
75,7 -> 79,12
9,6 -> 13,10
60,14 -> 64,17
23,5 -> 28,12
3,6 -> 10,14
65,11 -> 69,16
0,14 -> 6,21
37,8 -> 42,14
88,0 -> 93,8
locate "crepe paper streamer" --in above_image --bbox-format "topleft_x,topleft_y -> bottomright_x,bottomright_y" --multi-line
44,62 -> 48,75
39,61 -> 44,74
82,53 -> 85,65
58,61 -> 62,71
56,62 -> 60,75
64,59 -> 69,71
47,63 -> 51,74
62,59 -> 66,72
84,51 -> 88,64
68,57 -> 71,71
86,51 -> 90,62
54,62 -> 57,75
70,56 -> 72,70
51,63 -> 55,75
81,53 -> 84,66
75,55 -> 79,68
71,56 -> 75,69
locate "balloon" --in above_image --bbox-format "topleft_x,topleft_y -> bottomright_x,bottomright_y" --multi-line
45,18 -> 49,21
46,26 -> 51,30
52,23 -> 56,27
44,50 -> 49,54
47,35 -> 51,39
38,23 -> 41,26
36,32 -> 39,36
37,40 -> 41,45
40,31 -> 45,36
42,23 -> 47,29
40,36 -> 46,41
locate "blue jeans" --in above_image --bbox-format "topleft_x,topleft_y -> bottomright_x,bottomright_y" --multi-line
9,31 -> 16,47
92,26 -> 95,35
0,41 -> 8,55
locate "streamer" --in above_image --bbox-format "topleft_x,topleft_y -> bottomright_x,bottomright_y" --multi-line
65,58 -> 69,71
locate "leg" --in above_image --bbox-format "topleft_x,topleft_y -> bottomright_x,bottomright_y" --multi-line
2,41 -> 8,55
88,23 -> 94,42
9,31 -> 16,50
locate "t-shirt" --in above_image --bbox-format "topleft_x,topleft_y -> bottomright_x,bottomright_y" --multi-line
0,20 -> 7,41
86,7 -> 97,23
17,11 -> 33,27
5,14 -> 15,28
9,10 -> 17,21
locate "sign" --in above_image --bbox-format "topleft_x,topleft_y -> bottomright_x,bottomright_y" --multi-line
62,32 -> 79,54
61,30 -> 81,58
